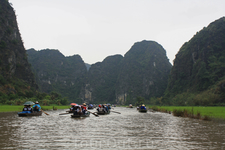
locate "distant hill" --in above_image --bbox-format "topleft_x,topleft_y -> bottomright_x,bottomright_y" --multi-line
26,49 -> 87,103
115,40 -> 172,104
164,17 -> 225,106
84,40 -> 172,104
85,55 -> 123,103
0,0 -> 37,102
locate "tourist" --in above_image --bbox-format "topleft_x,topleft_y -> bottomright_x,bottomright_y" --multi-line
82,103 -> 87,114
27,105 -> 33,113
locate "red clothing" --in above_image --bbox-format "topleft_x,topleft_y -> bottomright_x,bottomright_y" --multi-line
81,105 -> 87,110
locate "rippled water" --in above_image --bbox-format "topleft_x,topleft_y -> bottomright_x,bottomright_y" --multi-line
0,107 -> 225,149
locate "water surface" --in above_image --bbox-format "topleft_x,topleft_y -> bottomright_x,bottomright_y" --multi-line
0,107 -> 225,149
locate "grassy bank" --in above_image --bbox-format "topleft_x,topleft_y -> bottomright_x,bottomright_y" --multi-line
148,106 -> 225,119
0,105 -> 70,112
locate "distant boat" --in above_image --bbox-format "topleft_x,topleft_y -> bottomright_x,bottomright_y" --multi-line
97,110 -> 110,115
139,109 -> 147,113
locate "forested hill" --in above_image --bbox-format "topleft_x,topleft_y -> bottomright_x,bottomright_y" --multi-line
115,40 -> 172,104
0,0 -> 37,101
85,54 -> 123,103
28,40 -> 172,104
26,49 -> 87,103
164,17 -> 225,106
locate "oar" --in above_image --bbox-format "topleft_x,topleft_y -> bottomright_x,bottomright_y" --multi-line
41,110 -> 49,115
110,111 -> 121,114
59,113 -> 71,115
87,111 -> 99,117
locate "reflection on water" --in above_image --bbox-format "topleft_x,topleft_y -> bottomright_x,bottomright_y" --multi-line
0,107 -> 225,149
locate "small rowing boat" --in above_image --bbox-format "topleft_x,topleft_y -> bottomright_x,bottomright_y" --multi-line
139,109 -> 147,113
97,110 -> 110,115
18,111 -> 42,117
71,111 -> 90,118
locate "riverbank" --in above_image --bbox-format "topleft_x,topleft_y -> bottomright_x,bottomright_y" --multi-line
148,106 -> 225,120
0,105 -> 70,112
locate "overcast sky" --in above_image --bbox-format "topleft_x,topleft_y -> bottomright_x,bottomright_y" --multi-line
9,0 -> 225,64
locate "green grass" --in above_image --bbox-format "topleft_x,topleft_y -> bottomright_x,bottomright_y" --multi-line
0,105 -> 70,112
148,106 -> 225,119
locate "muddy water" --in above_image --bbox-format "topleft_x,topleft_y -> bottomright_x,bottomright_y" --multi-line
0,107 -> 225,149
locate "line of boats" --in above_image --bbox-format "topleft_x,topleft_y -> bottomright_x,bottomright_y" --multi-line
18,104 -> 147,118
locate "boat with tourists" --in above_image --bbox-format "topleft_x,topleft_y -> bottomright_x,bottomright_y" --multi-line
97,110 -> 110,115
18,111 -> 42,117
127,104 -> 133,108
138,104 -> 147,113
88,104 -> 94,110
71,111 -> 90,118
139,109 -> 147,113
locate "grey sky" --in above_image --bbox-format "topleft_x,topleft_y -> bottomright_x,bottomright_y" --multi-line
9,0 -> 225,64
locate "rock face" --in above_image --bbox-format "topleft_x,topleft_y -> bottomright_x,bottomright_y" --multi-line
0,0 -> 37,95
164,17 -> 225,104
85,55 -> 123,103
115,40 -> 172,104
84,40 -> 172,104
26,49 -> 87,102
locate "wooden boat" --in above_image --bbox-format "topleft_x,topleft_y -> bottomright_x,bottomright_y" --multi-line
18,111 -> 42,117
139,109 -> 147,113
127,106 -> 133,108
71,111 -> 90,118
97,110 -> 110,115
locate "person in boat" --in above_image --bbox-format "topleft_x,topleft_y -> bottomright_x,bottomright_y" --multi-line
140,104 -> 146,110
73,105 -> 82,115
97,104 -> 102,112
102,104 -> 107,112
107,104 -> 111,110
81,103 -> 87,114
23,105 -> 28,111
21,105 -> 31,114
70,105 -> 75,112
27,105 -> 33,113
104,104 -> 109,112
33,101 -> 41,112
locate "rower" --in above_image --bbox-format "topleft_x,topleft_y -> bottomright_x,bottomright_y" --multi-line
140,104 -> 146,110
33,101 -> 41,112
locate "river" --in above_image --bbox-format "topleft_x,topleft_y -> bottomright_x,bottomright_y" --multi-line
0,107 -> 225,149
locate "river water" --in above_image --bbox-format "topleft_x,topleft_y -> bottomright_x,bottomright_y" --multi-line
0,107 -> 225,149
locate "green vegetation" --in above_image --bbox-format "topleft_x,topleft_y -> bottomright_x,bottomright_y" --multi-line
149,106 -> 225,119
163,17 -> 225,106
26,49 -> 87,103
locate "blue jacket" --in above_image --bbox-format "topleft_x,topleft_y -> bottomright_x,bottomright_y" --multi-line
33,104 -> 41,111
140,106 -> 146,110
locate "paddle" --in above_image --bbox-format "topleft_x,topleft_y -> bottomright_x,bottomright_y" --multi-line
87,111 -> 99,117
110,111 -> 121,114
41,110 -> 49,115
59,113 -> 71,115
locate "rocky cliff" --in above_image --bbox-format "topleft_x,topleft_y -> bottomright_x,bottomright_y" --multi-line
164,17 -> 225,105
85,55 -> 123,103
0,0 -> 37,98
115,40 -> 172,104
26,49 -> 87,103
